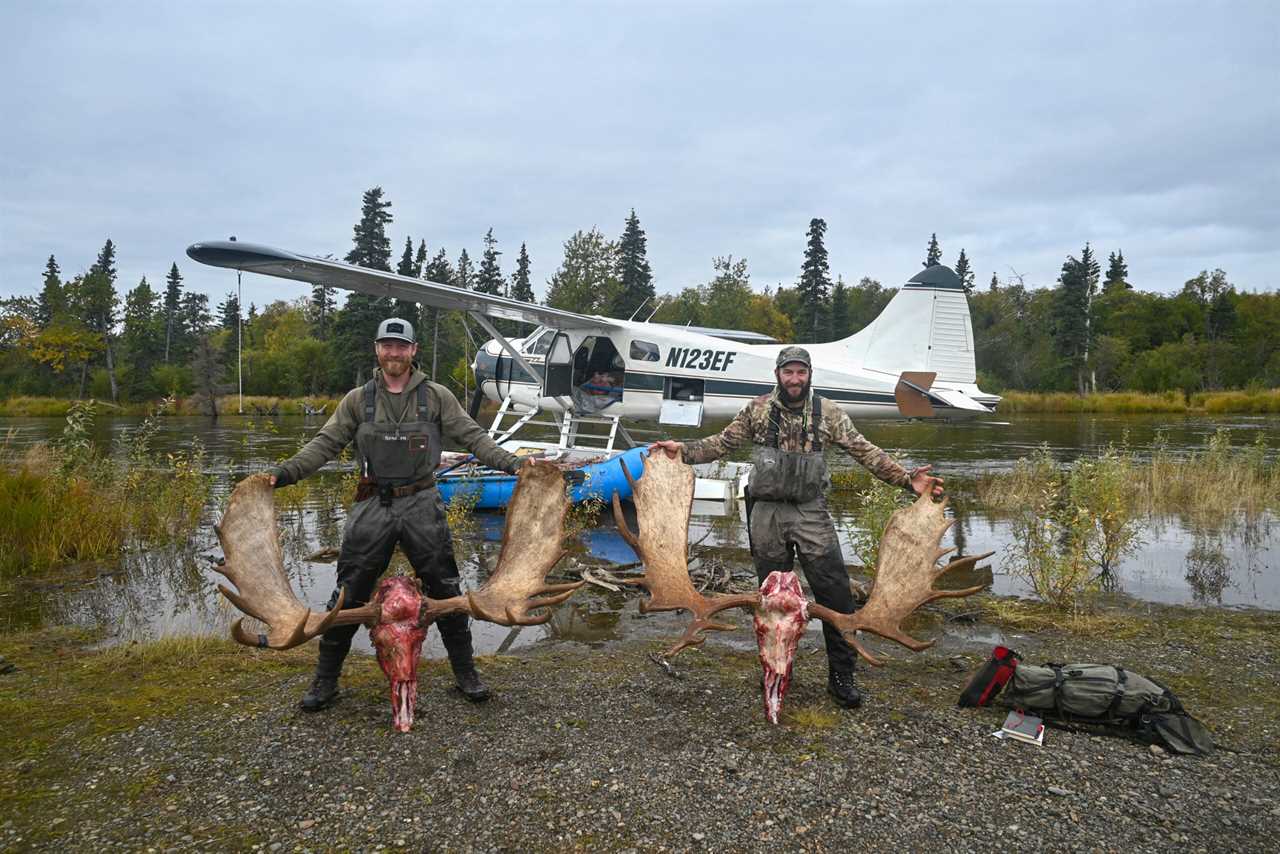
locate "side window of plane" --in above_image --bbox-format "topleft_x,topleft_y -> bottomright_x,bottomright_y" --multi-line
526,330 -> 555,356
630,340 -> 659,362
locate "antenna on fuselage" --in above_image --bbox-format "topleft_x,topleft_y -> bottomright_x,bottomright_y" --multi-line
643,296 -> 666,323
627,297 -> 651,321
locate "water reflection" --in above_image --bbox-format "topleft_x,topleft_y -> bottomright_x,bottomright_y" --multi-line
3,412 -> 1278,645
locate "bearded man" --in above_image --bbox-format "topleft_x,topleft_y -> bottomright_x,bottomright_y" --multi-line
269,317 -> 522,712
652,346 -> 943,708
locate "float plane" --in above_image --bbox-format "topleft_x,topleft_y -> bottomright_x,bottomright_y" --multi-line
186,240 -> 999,435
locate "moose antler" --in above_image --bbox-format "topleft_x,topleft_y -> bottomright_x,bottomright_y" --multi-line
808,492 -> 993,665
215,461 -> 583,649
611,452 -> 759,656
436,458 -> 583,625
213,473 -> 375,649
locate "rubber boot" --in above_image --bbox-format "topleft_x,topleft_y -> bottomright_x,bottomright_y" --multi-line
441,619 -> 490,702
300,639 -> 347,712
827,662 -> 863,709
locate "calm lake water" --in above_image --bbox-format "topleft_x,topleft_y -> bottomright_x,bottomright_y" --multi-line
2,412 -> 1277,652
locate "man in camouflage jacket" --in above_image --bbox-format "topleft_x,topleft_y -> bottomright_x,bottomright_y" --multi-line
652,346 -> 942,709
270,317 -> 523,712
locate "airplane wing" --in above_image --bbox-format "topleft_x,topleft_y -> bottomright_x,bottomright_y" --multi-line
186,240 -> 620,330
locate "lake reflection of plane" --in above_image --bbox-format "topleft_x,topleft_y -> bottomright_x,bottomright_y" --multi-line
187,240 -> 998,429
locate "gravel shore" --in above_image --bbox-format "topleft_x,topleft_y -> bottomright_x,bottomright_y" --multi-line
4,606 -> 1277,853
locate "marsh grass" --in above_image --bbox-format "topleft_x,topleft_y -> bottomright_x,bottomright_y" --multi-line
830,462 -> 911,573
996,388 -> 1280,413
974,432 -> 1277,610
974,429 -> 1279,527
0,400 -> 209,579
0,394 -> 342,418
981,598 -> 1148,639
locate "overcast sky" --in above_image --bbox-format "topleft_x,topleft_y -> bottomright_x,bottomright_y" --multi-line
2,1 -> 1277,314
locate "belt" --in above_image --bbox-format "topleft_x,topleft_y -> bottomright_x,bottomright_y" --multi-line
354,475 -> 436,504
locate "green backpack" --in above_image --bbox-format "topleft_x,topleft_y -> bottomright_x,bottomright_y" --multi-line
1004,661 -> 1215,756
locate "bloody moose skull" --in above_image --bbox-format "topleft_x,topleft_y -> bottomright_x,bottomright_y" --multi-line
753,570 -> 810,724
368,575 -> 428,733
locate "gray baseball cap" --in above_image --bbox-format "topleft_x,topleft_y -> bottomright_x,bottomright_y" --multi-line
375,317 -> 415,344
775,346 -> 811,369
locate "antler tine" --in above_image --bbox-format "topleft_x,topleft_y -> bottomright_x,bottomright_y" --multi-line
611,489 -> 641,550
623,453 -> 758,656
461,459 -> 583,627
215,474 -> 373,650
813,491 -> 990,666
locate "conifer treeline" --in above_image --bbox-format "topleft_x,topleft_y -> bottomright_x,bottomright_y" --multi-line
2,187 -> 1278,403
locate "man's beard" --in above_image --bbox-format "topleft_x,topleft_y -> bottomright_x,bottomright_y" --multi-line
777,376 -> 810,406
379,355 -> 412,378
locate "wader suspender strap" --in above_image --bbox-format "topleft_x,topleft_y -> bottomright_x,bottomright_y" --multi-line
764,395 -> 824,451
1106,667 -> 1128,720
361,380 -> 431,424
362,379 -> 377,423
811,395 -> 823,451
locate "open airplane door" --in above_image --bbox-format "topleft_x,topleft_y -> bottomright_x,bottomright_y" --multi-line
543,333 -> 574,398
894,371 -> 937,417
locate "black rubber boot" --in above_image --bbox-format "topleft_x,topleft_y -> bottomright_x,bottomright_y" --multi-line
441,621 -> 490,702
827,664 -> 863,709
300,639 -> 347,712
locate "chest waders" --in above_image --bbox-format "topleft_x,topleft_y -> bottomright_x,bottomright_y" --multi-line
303,379 -> 486,712
746,396 -> 861,678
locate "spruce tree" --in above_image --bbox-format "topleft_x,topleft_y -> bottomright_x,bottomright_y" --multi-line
924,233 -> 942,267
413,239 -> 427,278
989,272 -> 999,292
346,187 -> 394,271
456,249 -> 474,290
334,188 -> 396,385
1053,243 -> 1100,394
393,236 -> 419,320
84,239 -> 121,401
797,218 -> 832,341
954,249 -> 974,292
1104,250 -> 1130,292
121,277 -> 163,399
163,263 -> 183,362
830,276 -> 851,340
612,209 -> 654,319
311,282 -> 336,339
423,249 -> 457,381
218,291 -> 241,330
37,255 -> 65,327
510,243 -> 535,303
475,229 -> 504,295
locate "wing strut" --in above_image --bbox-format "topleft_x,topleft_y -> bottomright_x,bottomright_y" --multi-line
466,311 -> 574,426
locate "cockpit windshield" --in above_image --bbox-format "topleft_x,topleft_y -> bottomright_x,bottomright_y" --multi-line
521,327 -> 555,355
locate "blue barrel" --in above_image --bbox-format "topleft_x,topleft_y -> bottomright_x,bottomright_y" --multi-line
438,446 -> 648,510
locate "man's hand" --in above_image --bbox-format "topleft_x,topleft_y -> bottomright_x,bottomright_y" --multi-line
650,440 -> 684,459
267,467 -> 293,489
909,464 -> 944,499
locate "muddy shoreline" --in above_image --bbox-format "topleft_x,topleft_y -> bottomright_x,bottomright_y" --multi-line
2,598 -> 1278,852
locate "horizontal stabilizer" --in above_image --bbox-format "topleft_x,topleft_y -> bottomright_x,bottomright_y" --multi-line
894,371 -> 937,417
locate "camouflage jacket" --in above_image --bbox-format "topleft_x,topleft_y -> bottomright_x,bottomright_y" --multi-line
682,389 -> 912,489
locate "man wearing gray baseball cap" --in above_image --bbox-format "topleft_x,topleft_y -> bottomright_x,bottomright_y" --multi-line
269,316 -> 523,712
652,346 -> 942,710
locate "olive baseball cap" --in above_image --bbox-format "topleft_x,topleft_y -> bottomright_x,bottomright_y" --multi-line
375,317 -> 415,344
775,346 -> 811,369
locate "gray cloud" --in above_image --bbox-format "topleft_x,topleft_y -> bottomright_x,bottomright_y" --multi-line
2,1 -> 1276,315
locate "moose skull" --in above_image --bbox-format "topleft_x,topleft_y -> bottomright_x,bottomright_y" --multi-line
753,571 -> 810,724
368,576 -> 428,733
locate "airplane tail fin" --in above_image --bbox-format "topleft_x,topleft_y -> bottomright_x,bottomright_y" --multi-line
842,265 -> 977,386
